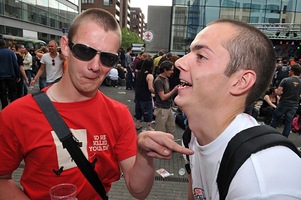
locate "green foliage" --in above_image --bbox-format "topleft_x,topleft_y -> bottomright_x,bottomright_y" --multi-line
121,28 -> 144,50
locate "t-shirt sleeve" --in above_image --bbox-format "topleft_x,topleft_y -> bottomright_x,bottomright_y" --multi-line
114,106 -> 137,162
0,111 -> 23,174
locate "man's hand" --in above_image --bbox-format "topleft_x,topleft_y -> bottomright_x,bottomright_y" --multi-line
30,79 -> 36,86
137,131 -> 194,159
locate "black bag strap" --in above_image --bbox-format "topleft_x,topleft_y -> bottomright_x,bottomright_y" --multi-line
217,125 -> 301,200
33,92 -> 108,200
182,127 -> 191,174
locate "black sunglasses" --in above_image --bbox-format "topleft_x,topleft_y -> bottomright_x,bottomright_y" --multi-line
68,42 -> 119,67
52,59 -> 55,66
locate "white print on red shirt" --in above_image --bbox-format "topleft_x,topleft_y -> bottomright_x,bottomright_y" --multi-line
89,134 -> 109,152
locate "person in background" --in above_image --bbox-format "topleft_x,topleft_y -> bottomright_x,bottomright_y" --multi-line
15,44 -> 28,97
259,86 -> 279,125
0,8 -> 193,200
153,50 -> 165,77
105,65 -> 119,87
174,18 -> 301,199
116,63 -> 126,86
134,58 -> 155,131
270,64 -> 301,138
35,46 -> 49,90
125,47 -> 133,90
118,47 -> 125,67
0,39 -> 19,109
31,40 -> 63,87
153,61 -> 178,134
274,59 -> 290,87
23,47 -> 33,84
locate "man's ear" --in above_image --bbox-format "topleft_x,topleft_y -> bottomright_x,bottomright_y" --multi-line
230,70 -> 256,96
60,36 -> 69,58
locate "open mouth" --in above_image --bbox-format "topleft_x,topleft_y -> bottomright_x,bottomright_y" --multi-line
179,80 -> 192,87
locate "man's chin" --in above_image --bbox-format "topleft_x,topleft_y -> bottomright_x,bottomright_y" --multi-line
174,96 -> 185,108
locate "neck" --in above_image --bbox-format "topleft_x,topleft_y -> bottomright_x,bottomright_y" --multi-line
159,74 -> 167,78
50,52 -> 57,58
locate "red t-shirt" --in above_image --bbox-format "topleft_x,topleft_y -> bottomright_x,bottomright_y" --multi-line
0,90 -> 137,199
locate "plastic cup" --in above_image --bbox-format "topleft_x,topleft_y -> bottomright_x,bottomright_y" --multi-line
49,183 -> 77,200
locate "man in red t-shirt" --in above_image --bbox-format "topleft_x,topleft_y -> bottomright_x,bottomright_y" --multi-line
0,8 -> 193,200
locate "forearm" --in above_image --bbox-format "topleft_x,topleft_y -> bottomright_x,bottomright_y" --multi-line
20,67 -> 28,80
127,153 -> 155,199
32,66 -> 45,81
0,178 -> 29,200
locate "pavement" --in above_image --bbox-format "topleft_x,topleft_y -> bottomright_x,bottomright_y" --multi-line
5,83 -> 301,199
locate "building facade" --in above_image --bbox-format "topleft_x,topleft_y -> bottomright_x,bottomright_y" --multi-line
0,0 -> 79,45
130,7 -> 145,38
81,0 -> 131,29
170,0 -> 301,58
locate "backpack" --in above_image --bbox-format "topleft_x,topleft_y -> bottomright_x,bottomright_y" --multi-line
182,125 -> 301,200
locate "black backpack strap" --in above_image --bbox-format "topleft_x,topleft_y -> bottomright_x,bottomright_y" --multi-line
182,127 -> 191,174
217,125 -> 300,200
32,92 -> 108,200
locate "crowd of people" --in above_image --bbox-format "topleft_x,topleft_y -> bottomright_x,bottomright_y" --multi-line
243,57 -> 301,138
0,7 -> 301,200
0,39 -> 66,110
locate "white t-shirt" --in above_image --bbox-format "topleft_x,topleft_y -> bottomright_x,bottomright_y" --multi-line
188,113 -> 301,200
40,53 -> 63,83
108,68 -> 119,81
23,52 -> 32,70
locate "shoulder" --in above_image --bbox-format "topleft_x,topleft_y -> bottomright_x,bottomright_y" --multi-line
41,53 -> 50,59
1,95 -> 38,122
230,146 -> 301,198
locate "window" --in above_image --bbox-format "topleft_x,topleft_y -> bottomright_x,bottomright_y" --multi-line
82,0 -> 94,3
103,0 -> 113,6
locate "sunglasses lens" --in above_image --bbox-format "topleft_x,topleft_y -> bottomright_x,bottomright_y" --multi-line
70,43 -> 118,67
100,52 -> 119,67
72,44 -> 96,61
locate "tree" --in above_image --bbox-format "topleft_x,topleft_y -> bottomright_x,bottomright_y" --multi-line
121,28 -> 144,50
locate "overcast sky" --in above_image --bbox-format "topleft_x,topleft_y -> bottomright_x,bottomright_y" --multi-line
131,0 -> 172,22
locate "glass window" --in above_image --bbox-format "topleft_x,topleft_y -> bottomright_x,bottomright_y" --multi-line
170,25 -> 188,52
49,0 -> 59,14
82,0 -> 94,3
172,6 -> 188,25
249,16 -> 259,23
251,4 -> 261,13
204,6 -> 220,25
37,0 -> 48,8
220,7 -> 235,19
222,0 -> 239,8
174,0 -> 189,6
59,2 -> 67,18
103,0 -> 109,6
69,0 -> 79,6
297,0 -> 301,12
5,0 -> 20,18
286,0 -> 296,12
22,0 -> 36,5
206,0 -> 220,6
37,9 -> 48,26
49,13 -> 58,28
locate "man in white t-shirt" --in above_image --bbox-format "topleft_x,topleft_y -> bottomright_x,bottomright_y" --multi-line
174,19 -> 301,200
23,48 -> 33,83
31,40 -> 63,87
